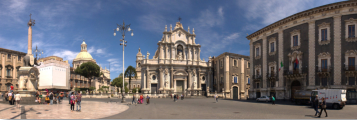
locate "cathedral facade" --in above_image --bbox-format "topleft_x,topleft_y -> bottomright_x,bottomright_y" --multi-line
138,21 -> 212,95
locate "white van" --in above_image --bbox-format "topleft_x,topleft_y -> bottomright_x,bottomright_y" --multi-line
312,89 -> 347,109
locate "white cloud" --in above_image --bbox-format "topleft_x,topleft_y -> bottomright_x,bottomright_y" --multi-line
107,58 -> 123,75
53,50 -> 79,62
238,0 -> 338,26
194,6 -> 224,28
96,49 -> 105,54
88,46 -> 95,54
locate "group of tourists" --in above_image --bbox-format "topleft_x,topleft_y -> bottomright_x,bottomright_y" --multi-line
3,85 -> 21,108
172,94 -> 184,102
35,90 -> 65,105
69,91 -> 82,112
132,94 -> 150,105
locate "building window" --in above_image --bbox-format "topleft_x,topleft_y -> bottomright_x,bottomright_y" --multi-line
233,76 -> 238,83
7,54 -> 11,60
348,77 -> 355,85
220,77 -> 223,83
234,60 -> 237,67
138,85 -> 140,88
256,69 -> 260,76
18,56 -> 21,61
293,35 -> 298,46
256,83 -> 260,88
270,42 -> 275,52
256,48 -> 260,57
134,85 -> 136,88
348,25 -> 355,38
321,59 -> 328,72
349,57 -> 355,70
6,69 -> 11,76
321,29 -> 327,41
248,78 -> 250,84
248,63 -> 250,68
152,75 -> 156,80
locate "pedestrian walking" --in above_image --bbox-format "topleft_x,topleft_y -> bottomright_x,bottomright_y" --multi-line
70,92 -> 75,112
318,97 -> 327,117
146,95 -> 150,104
271,96 -> 275,105
49,91 -> 54,105
174,94 -> 177,102
313,95 -> 320,116
76,91 -> 82,112
39,92 -> 43,104
132,94 -> 136,105
140,94 -> 144,104
8,92 -> 13,105
15,92 -> 21,108
215,94 -> 218,103
5,92 -> 8,102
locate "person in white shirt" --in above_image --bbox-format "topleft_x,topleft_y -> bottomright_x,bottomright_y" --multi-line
15,92 -> 22,108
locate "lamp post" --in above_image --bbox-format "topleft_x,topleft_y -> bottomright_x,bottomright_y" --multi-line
114,20 -> 134,103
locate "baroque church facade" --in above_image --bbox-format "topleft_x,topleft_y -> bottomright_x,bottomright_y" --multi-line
138,21 -> 213,95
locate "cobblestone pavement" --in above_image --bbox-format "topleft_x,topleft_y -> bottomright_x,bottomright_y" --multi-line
102,98 -> 357,119
0,101 -> 128,119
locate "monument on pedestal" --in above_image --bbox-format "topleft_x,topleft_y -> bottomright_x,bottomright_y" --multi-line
17,14 -> 41,104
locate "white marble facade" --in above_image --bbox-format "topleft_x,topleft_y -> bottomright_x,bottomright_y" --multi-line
138,21 -> 212,95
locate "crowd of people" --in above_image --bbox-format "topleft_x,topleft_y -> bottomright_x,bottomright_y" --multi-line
132,94 -> 150,105
35,90 -> 65,105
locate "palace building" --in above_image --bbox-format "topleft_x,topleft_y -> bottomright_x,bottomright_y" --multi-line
247,1 -> 357,103
0,48 -> 26,93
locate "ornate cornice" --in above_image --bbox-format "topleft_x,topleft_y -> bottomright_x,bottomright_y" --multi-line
290,29 -> 300,35
318,52 -> 331,58
247,1 -> 357,40
319,40 -> 331,45
345,50 -> 357,56
268,61 -> 277,66
254,64 -> 261,69
318,22 -> 331,28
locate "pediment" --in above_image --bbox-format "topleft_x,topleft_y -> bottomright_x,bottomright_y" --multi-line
172,28 -> 192,36
174,70 -> 188,76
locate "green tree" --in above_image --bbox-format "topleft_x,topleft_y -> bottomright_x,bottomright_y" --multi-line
124,65 -> 137,90
75,62 -> 100,86
89,86 -> 96,93
74,87 -> 80,92
111,73 -> 128,93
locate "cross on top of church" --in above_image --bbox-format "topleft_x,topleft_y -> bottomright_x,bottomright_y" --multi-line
30,13 -> 32,19
178,17 -> 181,22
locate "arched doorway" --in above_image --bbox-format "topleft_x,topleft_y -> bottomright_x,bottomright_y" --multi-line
290,80 -> 301,100
233,86 -> 238,100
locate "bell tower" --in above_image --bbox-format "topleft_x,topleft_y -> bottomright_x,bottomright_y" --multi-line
81,40 -> 87,52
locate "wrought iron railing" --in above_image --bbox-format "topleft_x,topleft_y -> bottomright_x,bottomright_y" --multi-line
345,65 -> 357,71
253,75 -> 262,79
283,67 -> 308,75
316,66 -> 332,72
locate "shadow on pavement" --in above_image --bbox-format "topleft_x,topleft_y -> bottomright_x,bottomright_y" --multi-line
221,99 -> 313,107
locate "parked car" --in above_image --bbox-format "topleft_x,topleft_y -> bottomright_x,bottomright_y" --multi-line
256,96 -> 270,102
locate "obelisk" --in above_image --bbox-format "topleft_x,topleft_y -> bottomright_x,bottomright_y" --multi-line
27,15 -> 33,55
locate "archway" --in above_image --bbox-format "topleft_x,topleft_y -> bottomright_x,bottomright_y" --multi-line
290,80 -> 301,100
233,86 -> 238,100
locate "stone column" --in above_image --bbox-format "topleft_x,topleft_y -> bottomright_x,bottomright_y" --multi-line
198,48 -> 201,61
278,30 -> 284,87
193,48 -> 196,61
160,45 -> 163,60
28,26 -> 33,55
197,68 -> 201,89
216,59 -> 220,92
308,20 -> 316,87
165,45 -> 169,59
142,70 -> 146,89
146,67 -> 150,93
208,71 -> 211,91
333,15 -> 342,86
187,69 -> 192,90
262,37 -> 267,89
188,47 -> 191,60
170,67 -> 174,89
159,68 -> 164,91
171,46 -> 175,60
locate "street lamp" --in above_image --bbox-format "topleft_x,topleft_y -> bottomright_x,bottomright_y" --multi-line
113,20 -> 134,103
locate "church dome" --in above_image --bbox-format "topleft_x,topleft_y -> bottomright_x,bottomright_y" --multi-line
74,51 -> 93,60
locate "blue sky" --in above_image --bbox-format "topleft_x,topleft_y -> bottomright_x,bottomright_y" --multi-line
0,0 -> 342,80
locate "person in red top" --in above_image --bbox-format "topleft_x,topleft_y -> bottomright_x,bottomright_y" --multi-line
10,85 -> 14,92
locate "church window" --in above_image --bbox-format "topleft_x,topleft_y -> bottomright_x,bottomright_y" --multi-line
138,63 -> 141,67
234,60 -> 237,67
293,35 -> 298,46
7,54 -> 11,60
202,76 -> 205,81
18,56 -> 21,61
152,75 -> 156,80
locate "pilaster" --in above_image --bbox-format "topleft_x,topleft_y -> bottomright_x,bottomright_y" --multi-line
146,66 -> 150,92
187,69 -> 192,90
225,55 -> 229,92
308,20 -> 316,86
170,67 -> 174,89
262,37 -> 267,88
159,67 -> 164,91
278,30 -> 284,87
241,58 -> 245,93
333,15 -> 342,85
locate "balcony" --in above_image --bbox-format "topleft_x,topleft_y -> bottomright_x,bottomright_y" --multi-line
283,67 -> 308,79
253,75 -> 262,79
345,65 -> 357,71
6,76 -> 12,78
316,66 -> 332,72
267,73 -> 277,80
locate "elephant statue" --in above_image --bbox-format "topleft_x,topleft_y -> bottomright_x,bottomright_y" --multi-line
23,55 -> 41,67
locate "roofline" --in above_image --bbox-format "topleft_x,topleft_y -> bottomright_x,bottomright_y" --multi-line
213,52 -> 250,60
0,47 -> 27,55
246,0 -> 356,40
